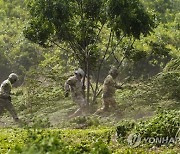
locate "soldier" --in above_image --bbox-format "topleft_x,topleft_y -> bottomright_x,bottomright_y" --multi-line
64,68 -> 87,118
95,67 -> 122,114
0,73 -> 20,123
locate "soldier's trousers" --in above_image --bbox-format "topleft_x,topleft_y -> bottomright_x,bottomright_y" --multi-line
102,97 -> 117,111
70,96 -> 87,117
0,98 -> 19,122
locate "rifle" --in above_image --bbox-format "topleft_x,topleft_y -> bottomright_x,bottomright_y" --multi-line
95,76 -> 131,97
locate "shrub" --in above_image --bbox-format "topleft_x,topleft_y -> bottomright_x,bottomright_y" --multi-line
155,71 -> 180,100
135,110 -> 180,140
116,120 -> 136,138
70,116 -> 100,128
164,58 -> 180,72
11,129 -> 112,154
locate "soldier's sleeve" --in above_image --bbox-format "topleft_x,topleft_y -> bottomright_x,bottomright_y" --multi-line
1,81 -> 10,90
0,81 -> 11,98
64,77 -> 75,92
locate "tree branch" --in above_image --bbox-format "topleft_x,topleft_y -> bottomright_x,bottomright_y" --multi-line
92,30 -> 113,103
105,34 -> 125,61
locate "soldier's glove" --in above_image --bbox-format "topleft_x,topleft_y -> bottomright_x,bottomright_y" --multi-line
65,92 -> 69,97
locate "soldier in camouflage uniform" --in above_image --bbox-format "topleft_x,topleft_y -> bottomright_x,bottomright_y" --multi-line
95,67 -> 122,114
64,68 -> 87,118
0,73 -> 20,122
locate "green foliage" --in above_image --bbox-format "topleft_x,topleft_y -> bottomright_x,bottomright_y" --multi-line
132,71 -> 180,103
0,0 -> 44,81
25,0 -> 105,44
141,0 -> 180,23
15,130 -> 68,154
116,120 -> 136,138
70,116 -> 100,128
24,0 -> 154,74
23,69 -> 65,114
25,0 -> 155,45
135,110 -> 180,141
24,19 -> 54,47
0,126 -> 179,153
27,116 -> 51,128
123,21 -> 178,79
155,71 -> 180,100
164,58 -> 180,72
108,0 -> 155,39
7,128 -> 112,154
0,129 -> 27,154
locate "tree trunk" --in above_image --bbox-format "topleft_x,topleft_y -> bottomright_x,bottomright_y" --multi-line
86,56 -> 90,105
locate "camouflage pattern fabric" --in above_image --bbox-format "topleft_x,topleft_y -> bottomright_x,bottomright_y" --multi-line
65,75 -> 87,107
0,79 -> 12,98
102,97 -> 117,111
102,75 -> 118,98
95,74 -> 119,113
0,98 -> 19,122
0,79 -> 19,122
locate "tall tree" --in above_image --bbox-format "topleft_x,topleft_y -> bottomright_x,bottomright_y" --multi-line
24,0 -> 154,104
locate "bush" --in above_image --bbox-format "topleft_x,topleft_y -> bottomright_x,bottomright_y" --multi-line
164,58 -> 180,72
155,71 -> 180,100
116,120 -> 136,138
11,129 -> 112,154
135,110 -> 180,140
70,116 -> 100,128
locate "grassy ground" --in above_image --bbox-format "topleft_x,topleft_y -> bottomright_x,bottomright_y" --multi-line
0,95 -> 155,128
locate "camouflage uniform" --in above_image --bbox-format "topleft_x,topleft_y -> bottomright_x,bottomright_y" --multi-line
96,67 -> 121,113
0,75 -> 19,122
65,76 -> 87,108
102,75 -> 118,110
101,74 -> 118,110
64,69 -> 87,117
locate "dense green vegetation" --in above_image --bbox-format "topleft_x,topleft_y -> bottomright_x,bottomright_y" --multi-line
0,111 -> 180,153
0,0 -> 179,153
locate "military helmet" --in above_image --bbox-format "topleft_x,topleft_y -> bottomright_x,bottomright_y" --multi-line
109,67 -> 118,76
75,68 -> 85,77
8,73 -> 18,81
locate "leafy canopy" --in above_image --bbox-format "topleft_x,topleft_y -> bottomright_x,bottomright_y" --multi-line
24,0 -> 154,47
